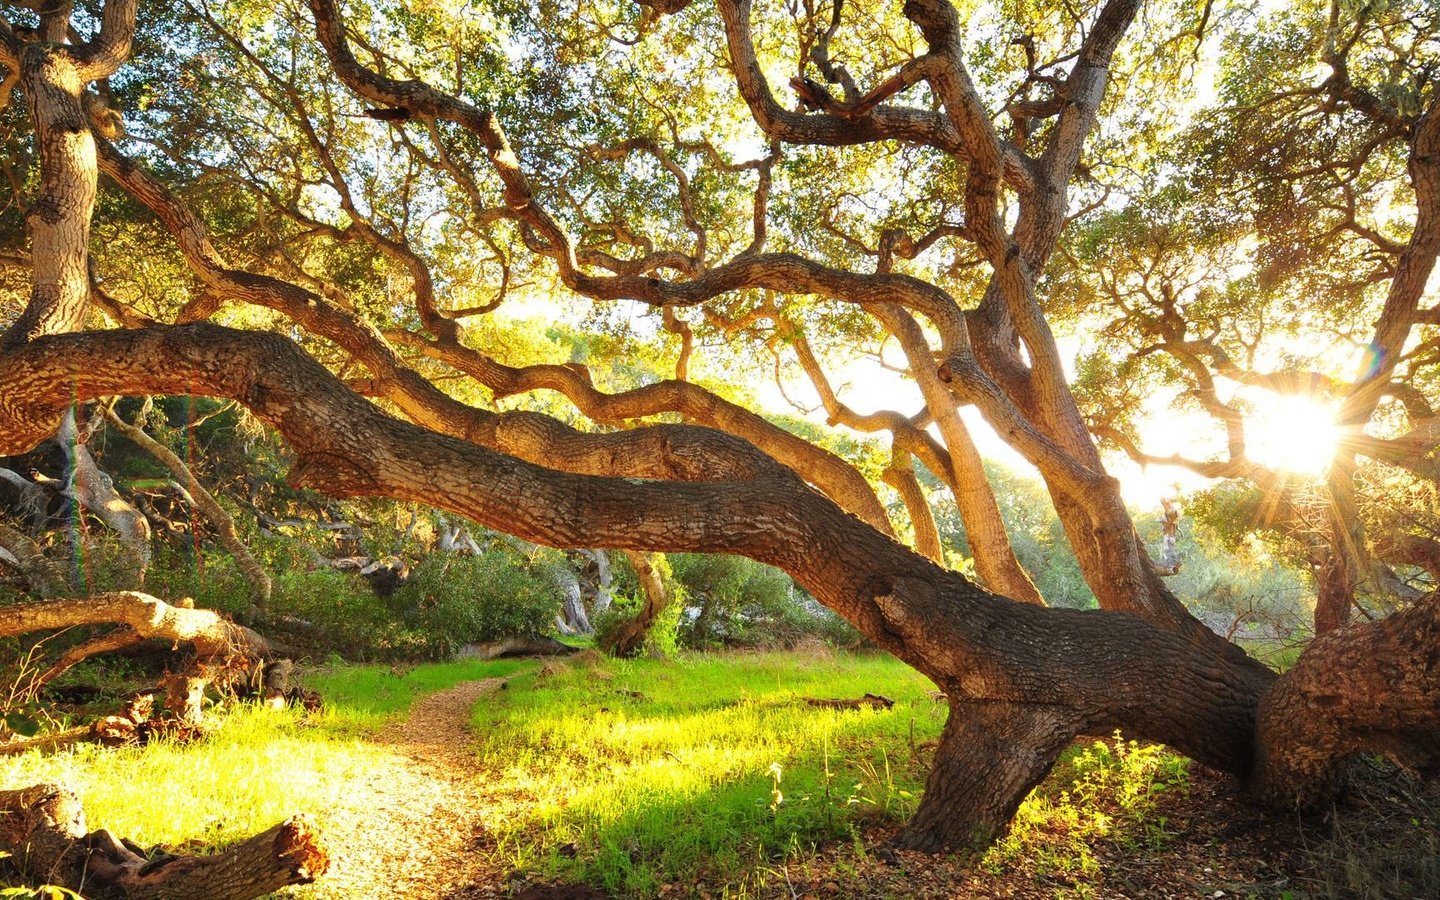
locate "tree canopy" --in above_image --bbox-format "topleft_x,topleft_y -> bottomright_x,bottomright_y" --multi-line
1,0 -> 1439,860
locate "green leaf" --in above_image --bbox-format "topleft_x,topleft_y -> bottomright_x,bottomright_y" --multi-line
4,711 -> 41,737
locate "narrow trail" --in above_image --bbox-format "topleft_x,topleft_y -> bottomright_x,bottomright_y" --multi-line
304,678 -> 509,899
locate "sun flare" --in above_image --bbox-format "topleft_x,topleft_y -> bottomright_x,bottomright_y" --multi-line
1244,393 -> 1341,476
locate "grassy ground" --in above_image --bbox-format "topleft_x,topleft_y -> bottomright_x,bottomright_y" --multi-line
471,650 -> 943,895
469,650 -> 1200,897
0,658 -> 525,852
5,649 -> 1437,898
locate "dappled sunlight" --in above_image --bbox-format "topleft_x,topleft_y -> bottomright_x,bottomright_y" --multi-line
467,653 -> 942,894
0,704 -> 385,849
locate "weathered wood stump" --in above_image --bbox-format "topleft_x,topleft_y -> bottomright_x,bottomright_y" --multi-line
0,783 -> 328,899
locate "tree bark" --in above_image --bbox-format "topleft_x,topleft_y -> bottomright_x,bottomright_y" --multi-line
881,451 -> 944,564
2,49 -> 97,348
897,701 -> 1080,851
601,550 -> 673,657
0,783 -> 327,899
0,590 -> 273,660
1253,593 -> 1440,807
553,562 -> 592,635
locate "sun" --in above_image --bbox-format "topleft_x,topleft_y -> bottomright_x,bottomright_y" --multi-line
1244,393 -> 1341,476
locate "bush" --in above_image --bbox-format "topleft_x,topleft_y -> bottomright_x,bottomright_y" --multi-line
270,568 -> 415,659
391,550 -> 561,656
145,546 -> 253,615
668,553 -> 860,649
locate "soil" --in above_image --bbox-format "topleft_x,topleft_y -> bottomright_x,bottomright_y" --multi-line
303,678 -> 513,899
301,684 -> 1440,899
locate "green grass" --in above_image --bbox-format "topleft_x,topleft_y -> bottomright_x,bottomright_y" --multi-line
2,651 -> 1200,898
982,735 -> 1191,882
469,651 -> 944,895
0,657 -> 525,859
305,657 -> 529,731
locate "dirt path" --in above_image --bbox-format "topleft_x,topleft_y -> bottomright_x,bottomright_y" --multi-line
303,678 -> 509,899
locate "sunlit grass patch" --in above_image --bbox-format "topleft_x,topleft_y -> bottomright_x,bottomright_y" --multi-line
469,651 -> 944,895
306,656 -> 528,731
981,734 -> 1191,881
0,657 -> 525,856
0,703 -> 383,853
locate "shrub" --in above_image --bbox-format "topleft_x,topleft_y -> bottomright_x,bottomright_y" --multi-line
391,550 -> 561,656
669,553 -> 860,649
271,569 -> 413,659
145,546 -> 253,615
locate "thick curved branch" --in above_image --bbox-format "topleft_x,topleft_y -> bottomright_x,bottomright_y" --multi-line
93,135 -> 794,489
0,324 -> 1276,782
882,449 -> 944,564
73,0 -> 138,80
391,328 -> 896,534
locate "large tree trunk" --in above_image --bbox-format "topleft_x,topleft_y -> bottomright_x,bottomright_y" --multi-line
898,701 -> 1079,851
1252,593 -> 1440,807
0,783 -> 327,899
2,49 -> 97,348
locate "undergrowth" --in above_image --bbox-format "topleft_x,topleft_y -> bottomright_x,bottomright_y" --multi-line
469,651 -> 940,896
981,735 -> 1191,882
0,658 -> 523,858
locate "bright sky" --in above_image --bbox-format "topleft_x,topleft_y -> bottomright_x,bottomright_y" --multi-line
760,343 -> 1203,511
495,296 -> 1304,515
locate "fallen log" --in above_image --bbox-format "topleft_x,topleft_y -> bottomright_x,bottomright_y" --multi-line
0,783 -> 328,899
0,592 -> 273,660
802,693 -> 895,710
455,634 -> 580,660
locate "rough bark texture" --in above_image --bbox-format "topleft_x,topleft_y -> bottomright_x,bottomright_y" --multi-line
898,701 -> 1080,850
1253,594 -> 1440,807
0,783 -> 327,899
